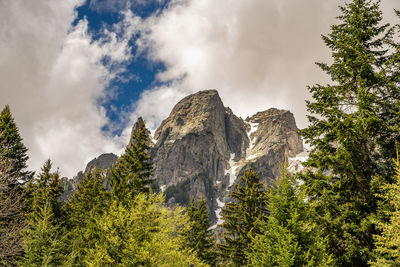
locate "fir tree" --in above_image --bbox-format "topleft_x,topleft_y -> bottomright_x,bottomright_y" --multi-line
219,167 -> 267,266
0,105 -> 33,182
370,152 -> 400,266
247,164 -> 333,266
109,120 -> 154,205
299,0 -> 397,264
85,193 -> 206,266
20,200 -> 68,266
185,197 -> 217,266
65,168 -> 107,264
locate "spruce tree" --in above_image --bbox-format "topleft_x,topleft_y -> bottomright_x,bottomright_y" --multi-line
21,160 -> 67,266
0,105 -> 32,265
185,197 -> 217,266
299,0 -> 397,264
65,168 -> 107,264
370,153 -> 400,266
219,167 -> 267,266
20,200 -> 68,266
27,160 -> 63,221
0,105 -> 33,182
247,164 -> 333,266
109,120 -> 154,205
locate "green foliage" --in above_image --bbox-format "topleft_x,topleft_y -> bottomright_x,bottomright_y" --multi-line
85,193 -> 207,266
370,153 -> 400,266
109,121 -> 154,205
26,160 -> 64,221
0,105 -> 32,265
20,200 -> 68,266
184,197 -> 217,266
21,160 -> 68,266
219,167 -> 267,266
0,159 -> 25,266
247,164 -> 333,267
0,105 -> 33,182
65,168 -> 107,265
299,0 -> 399,264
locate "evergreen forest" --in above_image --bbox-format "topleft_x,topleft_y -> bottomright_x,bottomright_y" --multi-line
1,0 -> 400,266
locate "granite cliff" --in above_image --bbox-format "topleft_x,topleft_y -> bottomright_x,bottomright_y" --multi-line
67,90 -> 303,223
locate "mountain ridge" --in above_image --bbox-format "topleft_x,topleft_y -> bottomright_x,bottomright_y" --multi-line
67,89 -> 303,223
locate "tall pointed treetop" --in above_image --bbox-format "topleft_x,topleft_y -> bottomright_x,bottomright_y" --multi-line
0,105 -> 32,181
109,119 -> 154,205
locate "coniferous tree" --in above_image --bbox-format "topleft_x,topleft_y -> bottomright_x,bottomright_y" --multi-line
184,197 -> 217,266
109,121 -> 154,205
20,200 -> 68,266
65,168 -> 107,264
85,193 -> 206,266
0,106 -> 32,265
299,0 -> 397,264
0,158 -> 25,265
21,160 -> 67,265
0,105 -> 33,182
27,160 -> 63,221
247,164 -> 333,266
370,152 -> 400,266
219,167 -> 267,266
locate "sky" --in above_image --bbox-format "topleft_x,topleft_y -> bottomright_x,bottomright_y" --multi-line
0,0 -> 399,177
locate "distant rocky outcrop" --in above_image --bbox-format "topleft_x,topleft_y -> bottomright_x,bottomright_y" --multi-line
61,153 -> 118,201
65,90 -> 304,225
149,90 -> 303,223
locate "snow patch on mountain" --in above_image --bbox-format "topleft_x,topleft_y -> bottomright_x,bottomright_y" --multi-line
245,122 -> 259,160
225,153 -> 239,187
209,197 -> 225,230
288,150 -> 309,172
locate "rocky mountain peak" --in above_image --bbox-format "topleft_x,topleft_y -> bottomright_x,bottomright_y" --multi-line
151,90 -> 248,189
154,90 -> 227,141
148,90 -> 303,223
84,153 -> 118,173
245,108 -> 303,158
67,90 -> 303,225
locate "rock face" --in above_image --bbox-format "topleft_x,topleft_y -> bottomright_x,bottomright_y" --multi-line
149,90 -> 303,222
61,153 -> 118,201
150,90 -> 249,216
67,90 -> 303,224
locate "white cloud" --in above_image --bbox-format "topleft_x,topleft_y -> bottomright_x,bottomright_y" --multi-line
131,0 -> 400,131
0,1 -> 141,177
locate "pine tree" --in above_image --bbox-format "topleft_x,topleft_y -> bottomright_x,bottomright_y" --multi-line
370,152 -> 400,266
85,193 -> 206,266
185,197 -> 217,266
109,120 -> 154,205
65,168 -> 107,264
299,0 -> 397,264
219,167 -> 267,266
0,105 -> 33,182
247,164 -> 333,266
20,200 -> 68,266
